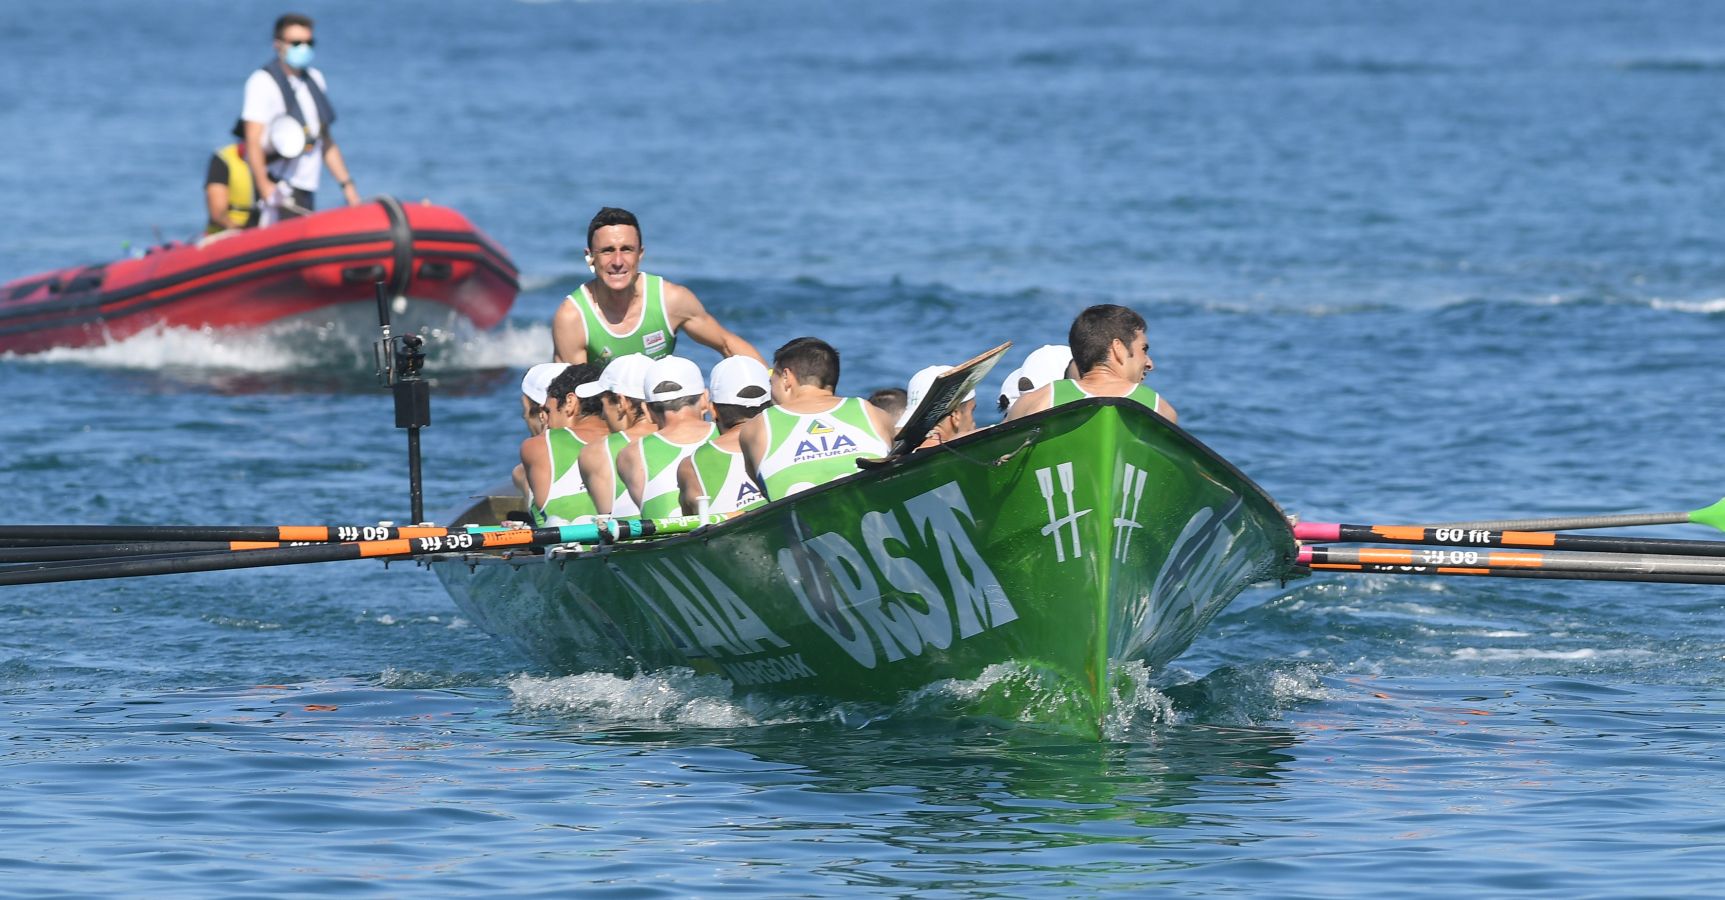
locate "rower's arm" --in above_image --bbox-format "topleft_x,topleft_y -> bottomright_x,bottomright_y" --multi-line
676,457 -> 701,516
1156,396 -> 1179,424
617,440 -> 647,508
551,300 -> 590,364
576,440 -> 613,515
863,401 -> 899,450
520,435 -> 551,510
737,416 -> 769,501
665,283 -> 764,363
1003,385 -> 1053,422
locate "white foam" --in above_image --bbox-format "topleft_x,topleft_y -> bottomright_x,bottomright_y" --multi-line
508,669 -> 784,728
22,323 -> 308,372
1449,646 -> 1658,662
1650,297 -> 1725,314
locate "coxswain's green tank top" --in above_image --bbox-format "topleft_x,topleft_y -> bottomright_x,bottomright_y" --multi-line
633,425 -> 717,519
755,398 -> 888,500
534,427 -> 598,525
565,273 -> 675,365
1049,379 -> 1162,414
689,440 -> 766,514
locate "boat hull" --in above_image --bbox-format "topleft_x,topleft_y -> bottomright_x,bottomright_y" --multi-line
432,398 -> 1297,735
0,197 -> 518,354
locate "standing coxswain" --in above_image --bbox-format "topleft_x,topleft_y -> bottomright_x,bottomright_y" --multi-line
552,208 -> 764,368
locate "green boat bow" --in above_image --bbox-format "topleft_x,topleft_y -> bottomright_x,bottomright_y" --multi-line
431,397 -> 1298,736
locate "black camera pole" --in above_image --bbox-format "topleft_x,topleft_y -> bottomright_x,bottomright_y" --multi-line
373,281 -> 430,524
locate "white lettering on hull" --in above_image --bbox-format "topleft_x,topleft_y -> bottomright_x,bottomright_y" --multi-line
783,481 -> 1017,669
721,653 -> 819,686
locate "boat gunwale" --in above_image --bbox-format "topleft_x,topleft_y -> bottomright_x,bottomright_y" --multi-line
433,395 -> 1295,569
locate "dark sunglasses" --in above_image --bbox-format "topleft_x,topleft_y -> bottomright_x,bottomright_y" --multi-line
279,38 -> 315,47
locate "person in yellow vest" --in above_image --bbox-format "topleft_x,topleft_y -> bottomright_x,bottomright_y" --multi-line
617,356 -> 717,518
1005,304 -> 1178,423
204,143 -> 258,234
551,207 -> 764,367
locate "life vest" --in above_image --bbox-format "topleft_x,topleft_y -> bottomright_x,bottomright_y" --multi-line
206,143 -> 257,234
231,59 -> 338,148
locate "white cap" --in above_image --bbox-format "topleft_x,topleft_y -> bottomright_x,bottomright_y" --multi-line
897,364 -> 976,429
521,363 -> 566,405
575,352 -> 654,400
643,355 -> 706,402
996,366 -> 1025,410
709,356 -> 771,407
1020,344 -> 1074,390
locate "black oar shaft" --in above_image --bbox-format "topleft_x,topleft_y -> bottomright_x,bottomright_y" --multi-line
1303,545 -> 1725,578
0,541 -> 294,564
1418,511 -> 1688,532
1310,561 -> 1725,586
1304,523 -> 1725,558
0,524 -> 458,544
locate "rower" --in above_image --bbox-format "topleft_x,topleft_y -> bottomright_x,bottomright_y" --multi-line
521,364 -> 607,524
510,362 -> 566,509
994,345 -> 1070,414
574,353 -> 658,516
897,364 -> 977,450
1005,304 -> 1177,423
866,387 -> 908,423
618,356 -> 717,518
551,207 -> 764,367
738,337 -> 896,500
677,356 -> 772,515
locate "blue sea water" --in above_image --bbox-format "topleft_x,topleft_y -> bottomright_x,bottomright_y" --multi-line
4,0 -> 1725,895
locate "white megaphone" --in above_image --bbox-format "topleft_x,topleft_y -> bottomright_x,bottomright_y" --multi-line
266,115 -> 308,160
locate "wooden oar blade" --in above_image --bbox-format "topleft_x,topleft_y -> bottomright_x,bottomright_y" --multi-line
885,341 -> 1011,458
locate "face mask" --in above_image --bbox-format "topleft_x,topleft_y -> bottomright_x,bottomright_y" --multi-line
284,43 -> 314,70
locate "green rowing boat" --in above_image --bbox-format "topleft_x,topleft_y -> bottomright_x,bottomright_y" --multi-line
430,396 -> 1298,736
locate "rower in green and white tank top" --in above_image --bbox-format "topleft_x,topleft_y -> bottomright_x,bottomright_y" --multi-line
688,441 -> 766,514
564,273 -> 676,365
534,427 -> 598,525
631,424 -> 717,519
603,431 -> 641,517
755,398 -> 889,500
1049,379 -> 1165,416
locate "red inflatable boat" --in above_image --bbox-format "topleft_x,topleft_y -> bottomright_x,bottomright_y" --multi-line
0,196 -> 518,355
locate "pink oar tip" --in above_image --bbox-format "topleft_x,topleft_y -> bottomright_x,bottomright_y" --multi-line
1296,546 -> 1314,564
1294,522 -> 1341,542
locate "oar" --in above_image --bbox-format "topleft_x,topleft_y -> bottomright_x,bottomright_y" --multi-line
0,523 -> 467,546
1295,522 -> 1725,558
1299,545 -> 1725,578
0,515 -> 726,587
1308,561 -> 1725,587
0,540 -> 307,564
1417,497 -> 1725,534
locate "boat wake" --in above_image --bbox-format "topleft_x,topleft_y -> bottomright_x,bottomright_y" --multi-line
10,315 -> 553,381
505,659 -> 1330,740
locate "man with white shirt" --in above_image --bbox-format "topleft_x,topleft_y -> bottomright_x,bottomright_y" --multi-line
237,13 -> 361,224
